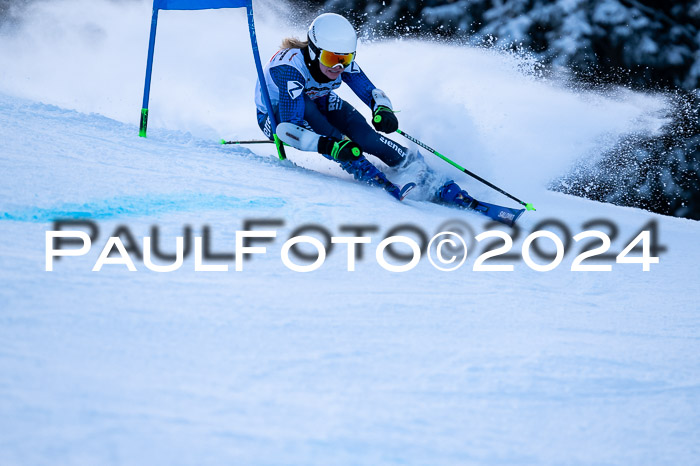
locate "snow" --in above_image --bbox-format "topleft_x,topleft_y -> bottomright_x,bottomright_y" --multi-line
1,0 -> 700,464
593,0 -> 629,25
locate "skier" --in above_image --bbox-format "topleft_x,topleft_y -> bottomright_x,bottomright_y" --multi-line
255,12 -> 475,207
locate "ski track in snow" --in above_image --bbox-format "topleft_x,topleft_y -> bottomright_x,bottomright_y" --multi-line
1,1 -> 699,464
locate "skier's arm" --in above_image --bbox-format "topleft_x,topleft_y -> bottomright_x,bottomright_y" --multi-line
341,62 -> 376,108
269,65 -> 307,125
342,62 -> 399,133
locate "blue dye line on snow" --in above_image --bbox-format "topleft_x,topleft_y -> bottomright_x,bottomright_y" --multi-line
1,193 -> 285,223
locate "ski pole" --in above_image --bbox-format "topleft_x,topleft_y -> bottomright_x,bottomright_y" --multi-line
220,139 -> 275,145
396,129 -> 536,211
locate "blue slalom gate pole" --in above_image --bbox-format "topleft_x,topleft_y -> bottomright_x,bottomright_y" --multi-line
246,4 -> 286,160
140,7 -> 159,137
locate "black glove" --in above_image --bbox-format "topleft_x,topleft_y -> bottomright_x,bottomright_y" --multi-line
318,137 -> 362,162
372,106 -> 399,133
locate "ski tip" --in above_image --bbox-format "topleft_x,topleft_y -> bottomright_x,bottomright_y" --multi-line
512,208 -> 527,225
525,202 -> 536,211
220,139 -> 226,145
399,182 -> 417,201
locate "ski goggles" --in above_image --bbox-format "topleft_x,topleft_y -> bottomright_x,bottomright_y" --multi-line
318,50 -> 355,69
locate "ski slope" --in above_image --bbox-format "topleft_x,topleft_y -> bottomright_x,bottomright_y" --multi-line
1,1 -> 700,464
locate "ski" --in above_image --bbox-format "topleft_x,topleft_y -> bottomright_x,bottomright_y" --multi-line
387,182 -> 417,201
400,182 -> 417,200
468,198 -> 525,226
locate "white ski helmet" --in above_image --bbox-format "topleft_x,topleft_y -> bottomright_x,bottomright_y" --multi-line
307,13 -> 357,60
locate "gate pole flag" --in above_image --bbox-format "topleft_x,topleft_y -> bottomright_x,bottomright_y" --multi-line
140,0 -> 286,160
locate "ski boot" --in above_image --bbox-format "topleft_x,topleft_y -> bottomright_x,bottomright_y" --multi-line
436,180 -> 480,210
341,156 -> 416,201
